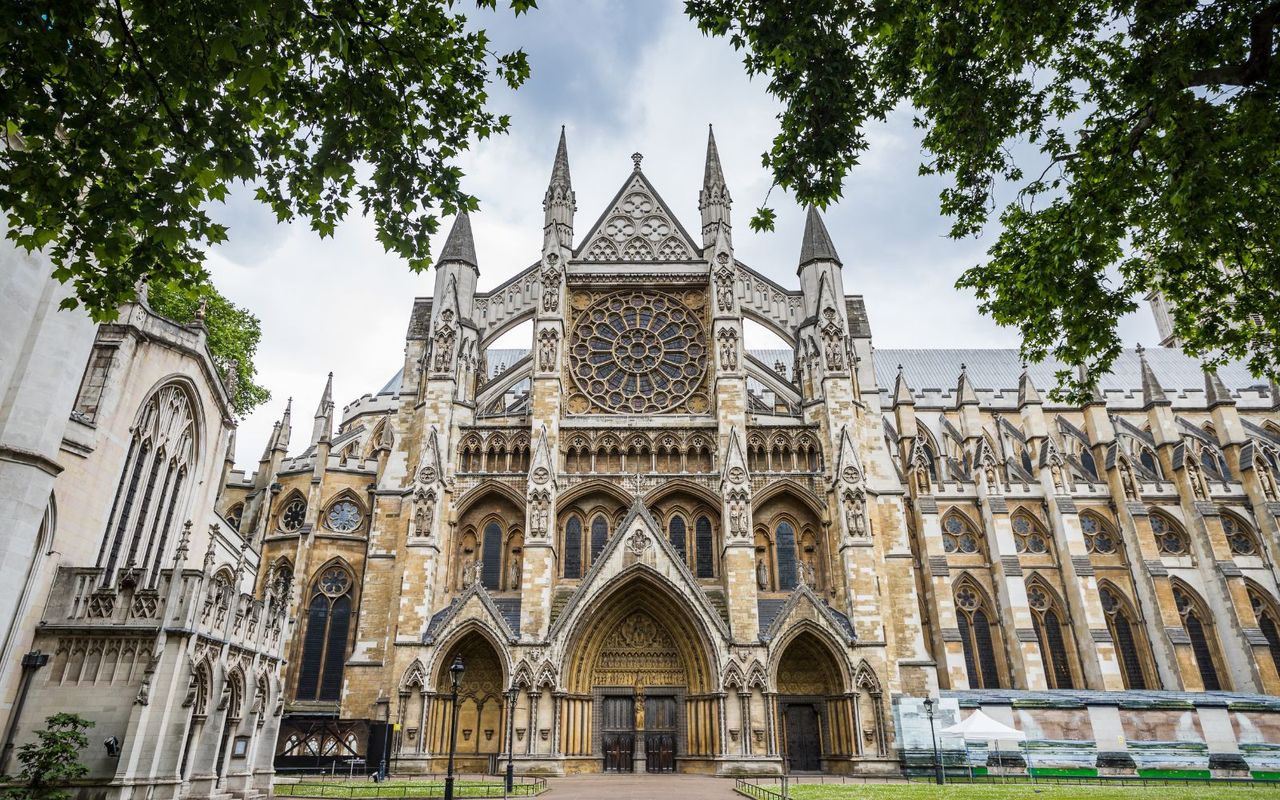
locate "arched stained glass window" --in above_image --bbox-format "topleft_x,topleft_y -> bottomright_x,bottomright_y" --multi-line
775,521 -> 798,591
1222,513 -> 1258,556
955,582 -> 1001,688
481,522 -> 502,590
669,515 -> 686,563
1081,513 -> 1118,554
590,515 -> 609,562
942,513 -> 981,554
1151,513 -> 1188,555
1100,586 -> 1148,689
695,516 -> 714,578
1028,583 -> 1075,689
1175,585 -> 1224,690
297,566 -> 353,702
1012,512 -> 1050,555
563,516 -> 582,578
1249,588 -> 1280,680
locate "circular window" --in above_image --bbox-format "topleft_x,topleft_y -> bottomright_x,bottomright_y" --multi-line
1151,514 -> 1187,555
318,567 -> 350,597
1223,515 -> 1256,556
568,291 -> 707,414
1082,515 -> 1117,554
280,498 -> 306,532
326,499 -> 362,533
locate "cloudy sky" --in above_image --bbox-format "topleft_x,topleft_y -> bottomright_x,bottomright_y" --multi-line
205,0 -> 1158,468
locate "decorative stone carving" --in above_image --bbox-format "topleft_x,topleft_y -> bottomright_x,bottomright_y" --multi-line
413,489 -> 435,537
1119,459 -> 1140,500
844,491 -> 867,538
626,529 -> 651,556
508,558 -> 522,591
714,263 -> 735,312
718,328 -> 738,371
529,490 -> 550,538
728,490 -> 749,539
821,308 -> 845,371
432,309 -> 456,373
537,329 -> 559,372
462,558 -> 481,588
756,558 -> 769,591
541,265 -> 561,313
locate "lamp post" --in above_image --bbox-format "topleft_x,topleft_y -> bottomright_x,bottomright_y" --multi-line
444,656 -> 465,800
923,697 -> 944,785
504,686 -> 518,797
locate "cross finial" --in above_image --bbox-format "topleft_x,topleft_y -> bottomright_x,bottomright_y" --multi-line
631,152 -> 643,171
626,471 -> 643,498
1136,342 -> 1145,357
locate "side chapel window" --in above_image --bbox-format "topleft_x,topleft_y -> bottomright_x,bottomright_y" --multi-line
297,565 -> 353,701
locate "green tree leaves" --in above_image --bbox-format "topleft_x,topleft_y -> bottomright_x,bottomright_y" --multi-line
1,0 -> 534,321
688,0 -> 1280,399
3,713 -> 92,800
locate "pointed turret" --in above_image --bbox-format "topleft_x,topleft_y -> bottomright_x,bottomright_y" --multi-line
261,421 -> 280,463
439,210 -> 478,269
274,398 -> 293,454
1018,366 -> 1043,407
1137,346 -> 1169,408
797,206 -> 842,269
1203,366 -> 1234,409
893,365 -> 915,408
955,364 -> 979,407
699,125 -> 731,248
543,126 -> 575,245
311,372 -> 334,446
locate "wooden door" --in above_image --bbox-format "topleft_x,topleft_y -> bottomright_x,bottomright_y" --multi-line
784,704 -> 821,772
601,696 -> 635,773
644,696 -> 677,773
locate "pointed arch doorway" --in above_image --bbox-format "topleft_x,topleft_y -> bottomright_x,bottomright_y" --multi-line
563,574 -> 716,774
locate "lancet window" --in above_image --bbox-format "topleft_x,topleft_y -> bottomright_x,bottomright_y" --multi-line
297,564 -> 354,702
954,580 -> 1002,688
1173,583 -> 1226,690
1099,584 -> 1150,689
97,382 -> 198,584
1027,579 -> 1075,689
1249,586 -> 1280,679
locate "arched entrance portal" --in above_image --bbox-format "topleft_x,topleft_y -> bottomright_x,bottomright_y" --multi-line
563,573 -> 716,774
775,631 -> 847,772
429,632 -> 506,772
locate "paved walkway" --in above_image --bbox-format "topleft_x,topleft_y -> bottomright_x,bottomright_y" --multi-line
544,774 -> 739,799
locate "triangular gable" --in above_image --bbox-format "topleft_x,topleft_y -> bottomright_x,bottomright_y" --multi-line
548,498 -> 730,641
574,170 -> 700,262
759,583 -> 857,645
835,426 -> 863,485
421,581 -> 518,644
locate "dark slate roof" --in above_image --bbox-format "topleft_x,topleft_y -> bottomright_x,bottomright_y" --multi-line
757,599 -> 786,632
422,605 -> 453,641
876,347 -> 1267,397
821,599 -> 857,641
492,597 -> 522,636
945,688 -> 1280,711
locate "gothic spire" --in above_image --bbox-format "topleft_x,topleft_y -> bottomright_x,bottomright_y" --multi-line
797,206 -> 842,268
1018,366 -> 1042,407
1077,363 -> 1106,407
955,364 -> 979,407
1203,365 -> 1235,408
893,364 -> 915,407
700,125 -> 731,248
543,126 -> 575,244
1137,346 -> 1170,408
439,210 -> 478,269
311,372 -> 334,446
274,397 -> 293,454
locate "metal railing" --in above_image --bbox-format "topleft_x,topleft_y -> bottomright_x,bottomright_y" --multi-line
275,775 -> 547,799
735,772 -> 1280,795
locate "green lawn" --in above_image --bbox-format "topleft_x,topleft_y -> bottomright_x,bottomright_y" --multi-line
777,785 -> 1280,800
276,779 -> 541,798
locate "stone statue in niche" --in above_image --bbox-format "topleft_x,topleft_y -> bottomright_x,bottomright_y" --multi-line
1183,453 -> 1208,500
718,329 -> 738,371
509,556 -> 522,589
728,493 -> 747,537
1119,459 -> 1139,500
432,310 -> 456,373
541,266 -> 561,312
413,489 -> 434,536
845,493 -> 866,537
462,558 -> 480,588
1257,457 -> 1278,501
715,264 -> 734,312
801,559 -> 817,590
538,330 -> 558,371
756,558 -> 769,591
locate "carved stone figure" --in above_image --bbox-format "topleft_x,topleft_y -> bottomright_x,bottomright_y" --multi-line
1119,460 -> 1139,500
846,493 -> 866,537
802,559 -> 817,590
538,330 -> 558,371
756,558 -> 769,591
509,557 -> 522,589
1258,457 -> 1279,501
541,267 -> 561,312
413,490 -> 435,536
718,329 -> 738,371
715,265 -> 735,312
1184,454 -> 1208,500
462,558 -> 480,588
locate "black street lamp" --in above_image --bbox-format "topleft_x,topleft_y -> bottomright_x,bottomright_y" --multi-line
504,686 -> 518,796
923,697 -> 944,785
444,656 -> 465,800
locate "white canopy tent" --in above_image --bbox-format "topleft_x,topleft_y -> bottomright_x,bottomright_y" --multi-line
939,710 -> 1029,778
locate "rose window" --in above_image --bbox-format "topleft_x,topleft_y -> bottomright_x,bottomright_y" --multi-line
569,291 -> 707,414
318,567 -> 350,597
280,498 -> 306,532
326,499 -> 362,533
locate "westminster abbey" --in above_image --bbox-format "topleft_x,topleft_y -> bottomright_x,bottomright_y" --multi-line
5,129 -> 1280,795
